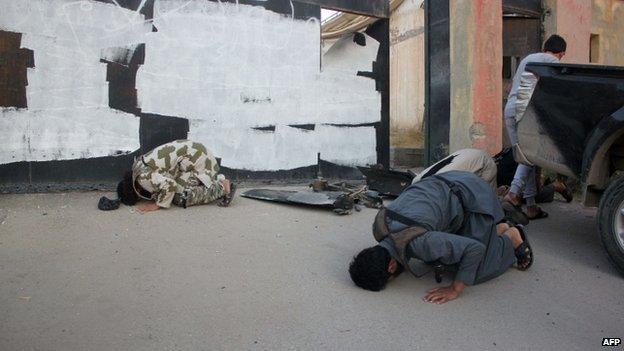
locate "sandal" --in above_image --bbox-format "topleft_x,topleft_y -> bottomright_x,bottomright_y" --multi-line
502,200 -> 529,226
560,187 -> 573,203
514,225 -> 533,270
527,206 -> 548,220
217,183 -> 237,207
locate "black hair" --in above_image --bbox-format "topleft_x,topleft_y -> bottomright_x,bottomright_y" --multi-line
543,35 -> 567,54
349,246 -> 400,291
117,172 -> 139,206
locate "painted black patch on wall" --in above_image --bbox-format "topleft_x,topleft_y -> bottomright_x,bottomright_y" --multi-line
241,95 -> 272,104
296,0 -> 388,17
353,32 -> 366,46
222,158 -> 362,180
252,125 -> 277,132
139,113 -> 189,153
101,44 -> 145,115
0,30 -> 34,108
365,20 -> 390,168
289,124 -> 315,131
324,122 -> 378,128
356,70 -> 376,80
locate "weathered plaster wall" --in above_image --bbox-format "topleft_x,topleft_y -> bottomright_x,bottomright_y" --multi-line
138,0 -> 380,171
449,0 -> 503,155
389,0 -> 425,150
591,0 -> 624,65
542,0 -> 591,63
0,0 -> 148,164
0,0 -> 381,176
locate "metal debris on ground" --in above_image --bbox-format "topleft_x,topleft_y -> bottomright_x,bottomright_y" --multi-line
241,179 -> 383,215
357,165 -> 414,197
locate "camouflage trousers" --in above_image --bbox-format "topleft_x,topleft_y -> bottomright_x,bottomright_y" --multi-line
172,176 -> 225,208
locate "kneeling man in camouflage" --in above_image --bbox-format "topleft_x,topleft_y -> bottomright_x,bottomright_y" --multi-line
349,171 -> 532,304
117,140 -> 236,213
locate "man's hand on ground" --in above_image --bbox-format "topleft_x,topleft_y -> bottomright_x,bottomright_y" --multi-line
423,281 -> 465,304
137,202 -> 160,214
424,286 -> 459,304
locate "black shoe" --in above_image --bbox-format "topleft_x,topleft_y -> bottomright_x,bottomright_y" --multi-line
98,196 -> 120,211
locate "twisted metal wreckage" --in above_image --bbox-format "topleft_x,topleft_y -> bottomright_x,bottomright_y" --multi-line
242,178 -> 387,215
241,164 -> 415,215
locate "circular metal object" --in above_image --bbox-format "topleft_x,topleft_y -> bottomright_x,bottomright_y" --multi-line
612,200 -> 624,251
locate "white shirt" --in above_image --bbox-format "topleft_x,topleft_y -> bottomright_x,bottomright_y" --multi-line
504,52 -> 559,118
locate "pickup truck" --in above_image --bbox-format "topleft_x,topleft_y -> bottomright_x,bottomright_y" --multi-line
517,62 -> 624,274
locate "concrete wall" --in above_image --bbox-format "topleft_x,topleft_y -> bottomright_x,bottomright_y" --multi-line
543,0 -> 591,63
0,0 -> 382,176
449,0 -> 503,155
389,0 -> 425,152
591,0 -> 624,65
542,0 -> 624,65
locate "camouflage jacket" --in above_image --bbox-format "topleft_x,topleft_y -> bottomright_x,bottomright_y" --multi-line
132,140 -> 220,208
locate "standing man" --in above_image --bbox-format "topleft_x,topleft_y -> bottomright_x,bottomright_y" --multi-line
348,171 -> 532,304
117,140 -> 236,213
503,35 -> 567,219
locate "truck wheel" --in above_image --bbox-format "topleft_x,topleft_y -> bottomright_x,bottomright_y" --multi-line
598,175 -> 624,275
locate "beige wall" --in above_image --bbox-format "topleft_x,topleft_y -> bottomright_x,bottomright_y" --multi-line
543,0 -> 624,66
592,0 -> 624,65
543,0 -> 592,63
389,0 -> 425,150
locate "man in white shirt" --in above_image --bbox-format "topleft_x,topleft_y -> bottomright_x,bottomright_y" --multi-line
503,34 -> 567,220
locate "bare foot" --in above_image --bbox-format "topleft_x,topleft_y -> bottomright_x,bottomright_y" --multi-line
217,182 -> 237,207
137,201 -> 160,214
496,222 -> 510,235
504,226 -> 523,248
220,179 -> 231,195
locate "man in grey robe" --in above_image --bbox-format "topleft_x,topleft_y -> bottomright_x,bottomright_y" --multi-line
348,171 -> 532,304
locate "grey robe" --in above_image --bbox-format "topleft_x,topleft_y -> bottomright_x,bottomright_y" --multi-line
381,170 -> 516,285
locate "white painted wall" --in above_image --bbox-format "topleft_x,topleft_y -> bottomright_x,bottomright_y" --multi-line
138,0 -> 380,170
0,0 -> 148,164
0,0 -> 381,171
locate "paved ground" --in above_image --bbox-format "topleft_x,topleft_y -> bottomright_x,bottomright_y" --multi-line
1,188 -> 623,351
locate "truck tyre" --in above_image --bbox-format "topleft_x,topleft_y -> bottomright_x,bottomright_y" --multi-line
598,175 -> 624,275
